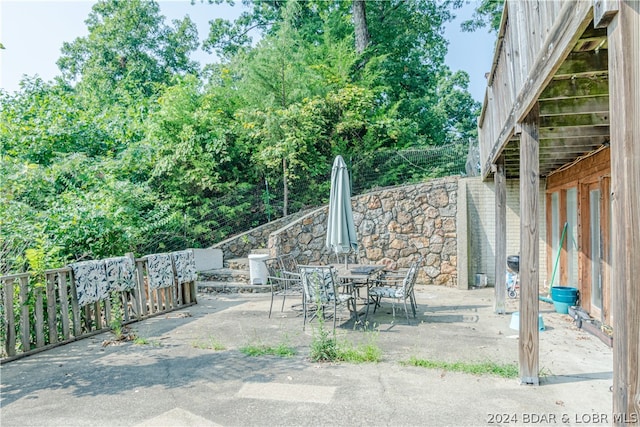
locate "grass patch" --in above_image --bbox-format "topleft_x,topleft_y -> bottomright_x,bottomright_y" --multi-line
309,318 -> 339,361
403,357 -> 518,378
133,337 -> 161,346
192,337 -> 226,351
309,317 -> 382,363
240,343 -> 297,357
336,341 -> 382,363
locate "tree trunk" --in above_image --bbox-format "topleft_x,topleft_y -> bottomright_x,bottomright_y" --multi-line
353,0 -> 370,54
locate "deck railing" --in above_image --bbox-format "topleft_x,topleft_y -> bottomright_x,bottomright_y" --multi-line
0,253 -> 197,362
478,0 -> 575,176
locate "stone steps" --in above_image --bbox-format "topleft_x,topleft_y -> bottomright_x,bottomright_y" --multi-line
226,257 -> 250,271
197,281 -> 271,294
197,253 -> 272,293
198,267 -> 250,283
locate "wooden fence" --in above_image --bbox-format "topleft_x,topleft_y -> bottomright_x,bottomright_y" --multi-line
0,253 -> 197,363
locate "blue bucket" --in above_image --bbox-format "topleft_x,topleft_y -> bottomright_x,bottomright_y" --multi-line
551,286 -> 578,304
551,286 -> 578,314
553,301 -> 571,314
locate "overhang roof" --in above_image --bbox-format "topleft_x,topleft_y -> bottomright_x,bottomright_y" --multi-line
501,25 -> 610,180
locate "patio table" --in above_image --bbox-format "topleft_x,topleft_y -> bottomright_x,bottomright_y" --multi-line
330,264 -> 385,323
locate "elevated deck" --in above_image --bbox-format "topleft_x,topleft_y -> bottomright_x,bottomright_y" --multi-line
478,1 -> 608,180
478,1 -> 639,417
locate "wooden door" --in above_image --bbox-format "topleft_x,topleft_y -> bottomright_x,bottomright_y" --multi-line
588,184 -> 603,320
580,179 -> 611,323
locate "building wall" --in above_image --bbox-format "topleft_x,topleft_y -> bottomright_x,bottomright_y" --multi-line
463,177 -> 547,289
545,148 -> 611,323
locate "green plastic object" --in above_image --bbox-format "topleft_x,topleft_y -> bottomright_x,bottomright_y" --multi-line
549,222 -> 568,291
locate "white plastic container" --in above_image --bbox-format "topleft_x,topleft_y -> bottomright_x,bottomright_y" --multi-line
248,253 -> 269,285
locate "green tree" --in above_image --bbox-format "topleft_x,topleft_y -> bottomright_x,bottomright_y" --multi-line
58,0 -> 199,107
460,0 -> 504,33
0,0 -> 484,273
0,77 -> 111,165
139,74 -> 259,246
146,75 -> 248,199
207,0 -> 476,147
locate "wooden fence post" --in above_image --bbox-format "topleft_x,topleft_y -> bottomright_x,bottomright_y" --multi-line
3,278 -> 16,357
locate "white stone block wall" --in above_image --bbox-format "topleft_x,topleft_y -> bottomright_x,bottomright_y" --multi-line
462,176 -> 547,288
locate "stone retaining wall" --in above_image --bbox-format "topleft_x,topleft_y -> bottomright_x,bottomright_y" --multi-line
269,176 -> 459,286
212,210 -> 310,262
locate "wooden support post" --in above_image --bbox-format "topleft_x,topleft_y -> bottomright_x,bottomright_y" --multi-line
599,176 -> 611,324
519,103 -> 540,385
559,190 -> 568,286
83,305 -> 91,333
578,182 -> 590,307
607,1 -> 640,422
121,292 -> 130,323
545,192 -> 553,287
93,301 -> 102,330
136,259 -> 148,317
104,298 -> 112,330
190,282 -> 196,304
494,158 -> 507,314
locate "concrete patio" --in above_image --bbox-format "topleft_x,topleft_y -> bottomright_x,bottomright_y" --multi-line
0,285 -> 614,426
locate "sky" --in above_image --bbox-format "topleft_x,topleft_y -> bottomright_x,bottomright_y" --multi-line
0,0 -> 496,102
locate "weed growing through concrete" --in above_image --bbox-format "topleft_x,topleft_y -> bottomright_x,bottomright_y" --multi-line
337,321 -> 382,363
538,366 -> 552,377
309,316 -> 382,363
192,337 -> 226,351
133,336 -> 161,346
336,340 -> 382,363
108,291 -> 124,339
103,292 -> 138,346
240,343 -> 297,357
403,357 -> 518,378
309,314 -> 339,361
240,332 -> 296,357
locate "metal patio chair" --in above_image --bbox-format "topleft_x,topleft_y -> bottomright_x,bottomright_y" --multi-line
298,265 -> 357,331
278,253 -> 300,280
264,257 -> 302,318
369,256 -> 423,324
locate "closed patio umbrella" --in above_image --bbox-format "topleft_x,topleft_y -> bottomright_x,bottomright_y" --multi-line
326,155 -> 358,267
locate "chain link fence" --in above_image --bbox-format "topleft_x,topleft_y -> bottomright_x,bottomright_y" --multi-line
1,142 -> 477,271
137,142 -> 474,254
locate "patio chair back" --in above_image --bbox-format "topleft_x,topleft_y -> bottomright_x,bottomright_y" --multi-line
264,257 -> 303,318
264,257 -> 284,279
298,265 -> 338,305
370,255 -> 424,323
278,254 -> 299,275
401,256 -> 423,297
298,265 -> 355,330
